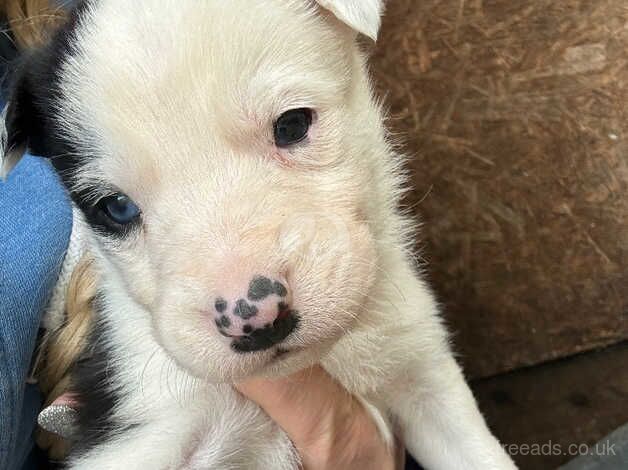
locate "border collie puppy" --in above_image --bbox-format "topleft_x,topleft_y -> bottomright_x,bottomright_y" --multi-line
2,1 -> 516,468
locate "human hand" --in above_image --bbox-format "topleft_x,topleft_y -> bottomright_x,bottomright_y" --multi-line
236,366 -> 403,470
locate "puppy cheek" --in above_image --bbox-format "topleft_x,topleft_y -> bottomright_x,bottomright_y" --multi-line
333,219 -> 377,288
341,221 -> 377,318
128,272 -> 159,309
105,238 -> 160,309
300,220 -> 376,333
152,306 -> 211,375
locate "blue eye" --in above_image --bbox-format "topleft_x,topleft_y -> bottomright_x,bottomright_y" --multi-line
274,108 -> 313,147
97,194 -> 141,225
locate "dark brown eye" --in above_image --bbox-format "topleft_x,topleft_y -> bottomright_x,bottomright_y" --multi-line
273,108 -> 312,147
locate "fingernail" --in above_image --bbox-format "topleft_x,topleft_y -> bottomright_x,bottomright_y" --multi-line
37,405 -> 78,439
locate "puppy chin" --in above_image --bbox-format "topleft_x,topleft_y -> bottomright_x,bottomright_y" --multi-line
167,348 -> 272,383
160,328 -> 334,384
252,336 -> 338,380
259,349 -> 320,379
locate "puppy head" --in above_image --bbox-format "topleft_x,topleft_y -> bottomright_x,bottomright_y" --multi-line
2,0 -> 386,382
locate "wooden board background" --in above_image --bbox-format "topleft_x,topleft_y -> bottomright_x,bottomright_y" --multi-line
370,0 -> 627,378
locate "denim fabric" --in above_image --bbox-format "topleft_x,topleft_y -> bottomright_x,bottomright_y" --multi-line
0,155 -> 72,470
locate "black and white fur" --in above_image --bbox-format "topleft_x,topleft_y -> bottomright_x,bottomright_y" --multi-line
2,1 -> 517,468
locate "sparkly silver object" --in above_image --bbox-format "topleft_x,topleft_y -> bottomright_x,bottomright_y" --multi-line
37,405 -> 78,439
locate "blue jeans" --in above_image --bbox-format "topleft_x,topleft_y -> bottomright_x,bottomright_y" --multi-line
0,156 -> 72,470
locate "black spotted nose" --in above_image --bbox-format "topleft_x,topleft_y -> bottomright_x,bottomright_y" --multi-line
231,311 -> 299,353
211,275 -> 299,352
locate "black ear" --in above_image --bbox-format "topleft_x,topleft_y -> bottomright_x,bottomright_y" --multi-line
1,2 -> 94,179
1,50 -> 53,179
1,66 -> 32,178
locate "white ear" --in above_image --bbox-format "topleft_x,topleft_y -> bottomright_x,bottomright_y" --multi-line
315,0 -> 384,41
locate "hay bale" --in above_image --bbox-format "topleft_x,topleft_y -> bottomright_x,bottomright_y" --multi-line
372,0 -> 628,378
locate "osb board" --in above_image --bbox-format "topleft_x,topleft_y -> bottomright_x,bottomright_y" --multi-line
471,342 -> 628,470
371,0 -> 628,378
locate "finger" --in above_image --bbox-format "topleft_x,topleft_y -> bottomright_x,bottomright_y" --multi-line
37,393 -> 80,439
236,366 -> 355,447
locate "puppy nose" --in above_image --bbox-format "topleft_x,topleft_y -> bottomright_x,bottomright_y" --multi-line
212,275 -> 299,353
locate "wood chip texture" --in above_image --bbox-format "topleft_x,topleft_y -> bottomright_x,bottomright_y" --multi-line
370,0 -> 628,378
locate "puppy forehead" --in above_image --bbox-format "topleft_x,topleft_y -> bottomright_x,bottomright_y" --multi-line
67,0 -> 348,134
59,0 -> 351,191
80,0 -> 341,69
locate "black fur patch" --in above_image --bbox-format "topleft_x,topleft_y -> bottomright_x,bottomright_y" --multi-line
4,1 -> 138,237
5,0 -> 92,165
68,293 -> 135,458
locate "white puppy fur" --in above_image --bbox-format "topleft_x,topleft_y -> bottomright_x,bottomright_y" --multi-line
3,0 -> 517,468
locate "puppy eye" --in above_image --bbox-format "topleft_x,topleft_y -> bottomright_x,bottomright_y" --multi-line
97,193 -> 141,225
273,108 -> 313,147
